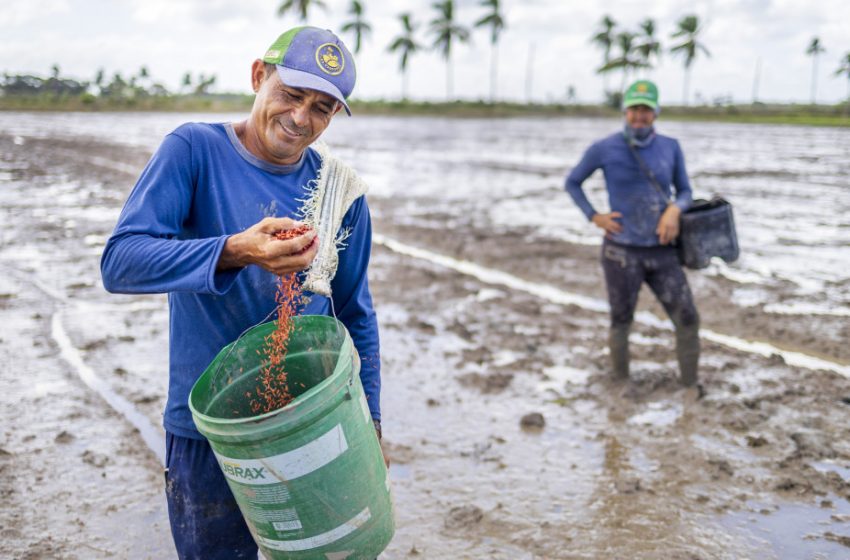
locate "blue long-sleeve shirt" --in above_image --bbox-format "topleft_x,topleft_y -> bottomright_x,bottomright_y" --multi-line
565,131 -> 693,246
101,122 -> 380,439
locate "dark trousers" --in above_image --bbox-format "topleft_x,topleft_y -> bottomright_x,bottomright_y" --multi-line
600,238 -> 700,384
165,432 -> 258,560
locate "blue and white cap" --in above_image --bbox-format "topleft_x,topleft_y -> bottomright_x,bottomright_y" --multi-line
262,26 -> 356,115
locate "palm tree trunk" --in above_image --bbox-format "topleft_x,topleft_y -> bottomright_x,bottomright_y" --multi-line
490,42 -> 499,103
525,42 -> 535,103
810,56 -> 818,104
446,56 -> 453,101
751,57 -> 761,103
402,68 -> 409,101
683,69 -> 690,106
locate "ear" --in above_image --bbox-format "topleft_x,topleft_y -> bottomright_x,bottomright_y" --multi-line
250,59 -> 266,93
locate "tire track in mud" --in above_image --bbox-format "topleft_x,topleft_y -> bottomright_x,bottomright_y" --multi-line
12,268 -> 166,465
0,266 -> 174,558
36,211 -> 828,466
374,234 -> 850,379
51,311 -> 165,465
9,133 -> 847,378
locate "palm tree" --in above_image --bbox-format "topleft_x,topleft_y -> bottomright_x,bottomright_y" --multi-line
474,0 -> 505,103
591,15 -> 617,91
94,68 -> 105,94
181,72 -> 192,95
836,52 -> 850,104
806,37 -> 825,104
136,66 -> 150,92
341,1 -> 371,54
276,0 -> 327,21
670,14 -> 710,106
388,13 -> 422,100
635,18 -> 661,74
429,0 -> 470,100
598,31 -> 645,93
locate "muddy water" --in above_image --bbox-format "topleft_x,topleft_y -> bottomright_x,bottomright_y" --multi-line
1,113 -> 849,558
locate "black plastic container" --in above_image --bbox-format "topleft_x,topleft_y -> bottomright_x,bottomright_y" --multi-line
678,197 -> 740,269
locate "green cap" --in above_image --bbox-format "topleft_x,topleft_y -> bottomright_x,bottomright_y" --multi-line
623,80 -> 659,111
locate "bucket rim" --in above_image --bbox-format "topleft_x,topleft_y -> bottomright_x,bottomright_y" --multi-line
188,315 -> 354,429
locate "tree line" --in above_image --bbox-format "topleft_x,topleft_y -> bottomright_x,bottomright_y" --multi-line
591,14 -> 710,106
4,1 -> 849,107
285,0 -> 850,106
280,0 -> 503,101
1,64 -> 218,103
806,38 -> 850,104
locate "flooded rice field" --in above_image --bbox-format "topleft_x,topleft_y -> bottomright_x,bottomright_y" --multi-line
1,112 -> 849,558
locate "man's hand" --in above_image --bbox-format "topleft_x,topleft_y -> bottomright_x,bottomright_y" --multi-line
591,212 -> 624,235
656,204 -> 681,245
217,217 -> 318,275
374,420 -> 390,468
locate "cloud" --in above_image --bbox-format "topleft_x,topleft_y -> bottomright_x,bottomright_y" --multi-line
1,0 -> 847,103
0,0 -> 70,26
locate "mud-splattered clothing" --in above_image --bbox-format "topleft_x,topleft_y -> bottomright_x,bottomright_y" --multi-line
564,127 -> 700,385
600,239 -> 699,328
565,132 -> 693,247
599,238 -> 701,385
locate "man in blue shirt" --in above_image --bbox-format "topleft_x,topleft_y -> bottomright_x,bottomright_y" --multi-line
565,80 -> 701,393
101,27 -> 381,559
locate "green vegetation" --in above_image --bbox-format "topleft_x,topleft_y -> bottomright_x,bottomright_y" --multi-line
2,62 -> 847,127
0,92 -> 253,112
1,88 -> 847,127
347,100 -> 850,127
1,65 -> 229,111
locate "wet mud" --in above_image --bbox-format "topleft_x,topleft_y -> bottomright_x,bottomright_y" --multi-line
1,127 -> 850,558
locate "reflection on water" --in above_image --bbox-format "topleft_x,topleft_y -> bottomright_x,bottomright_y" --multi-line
723,496 -> 850,559
0,111 -> 847,312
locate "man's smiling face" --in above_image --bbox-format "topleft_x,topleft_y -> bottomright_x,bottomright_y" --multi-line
247,63 -> 340,165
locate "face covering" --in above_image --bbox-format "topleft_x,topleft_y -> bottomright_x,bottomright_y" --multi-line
623,123 -> 656,147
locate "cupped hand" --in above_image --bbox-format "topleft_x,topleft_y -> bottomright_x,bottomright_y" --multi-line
218,217 -> 319,276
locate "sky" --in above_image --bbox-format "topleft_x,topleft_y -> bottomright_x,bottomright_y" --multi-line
2,0 -> 849,105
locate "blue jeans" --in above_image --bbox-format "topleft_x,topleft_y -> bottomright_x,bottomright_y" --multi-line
165,432 -> 258,559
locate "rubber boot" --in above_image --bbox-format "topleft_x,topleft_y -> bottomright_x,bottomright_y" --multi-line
609,324 -> 631,380
675,323 -> 701,387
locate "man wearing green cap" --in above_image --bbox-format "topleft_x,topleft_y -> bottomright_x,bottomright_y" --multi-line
101,27 -> 384,558
564,80 -> 701,394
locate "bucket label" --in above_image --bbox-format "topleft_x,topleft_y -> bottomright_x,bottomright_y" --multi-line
214,423 -> 349,486
257,507 -> 372,551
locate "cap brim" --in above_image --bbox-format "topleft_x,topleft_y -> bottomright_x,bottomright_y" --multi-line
275,66 -> 351,116
623,99 -> 658,110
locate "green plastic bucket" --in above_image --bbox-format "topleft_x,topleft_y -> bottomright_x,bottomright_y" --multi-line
189,315 -> 394,559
